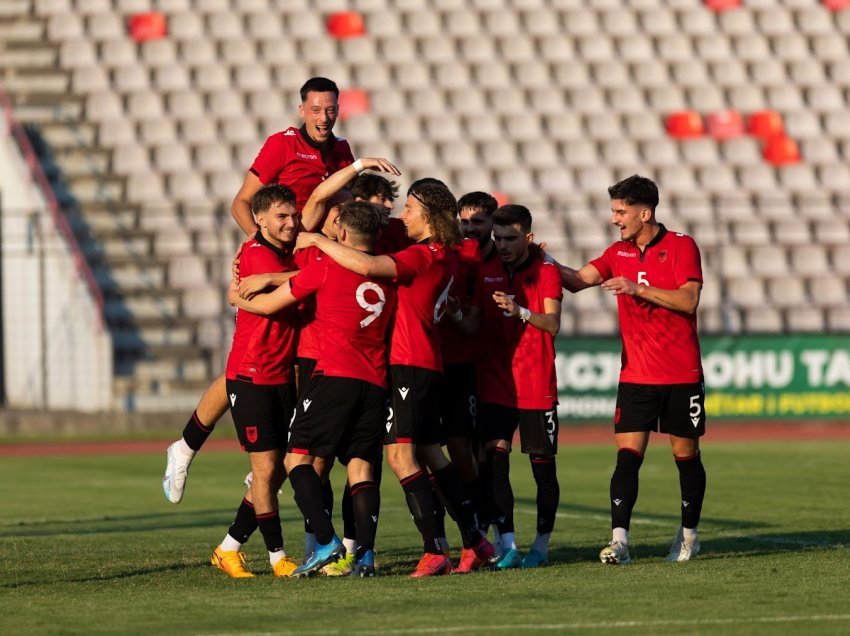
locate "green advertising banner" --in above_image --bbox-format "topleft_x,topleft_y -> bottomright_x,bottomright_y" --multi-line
555,334 -> 850,421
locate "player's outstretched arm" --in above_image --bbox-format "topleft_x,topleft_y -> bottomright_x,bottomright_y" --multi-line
601,278 -> 702,314
296,232 -> 398,277
301,157 -> 401,232
227,278 -> 299,315
557,261 -> 603,293
493,292 -> 561,336
231,172 -> 264,236
236,271 -> 298,300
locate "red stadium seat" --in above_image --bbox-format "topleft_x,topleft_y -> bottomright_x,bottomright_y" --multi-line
747,110 -> 784,140
127,12 -> 167,42
706,109 -> 744,140
493,191 -> 511,207
338,88 -> 370,121
704,0 -> 742,9
326,11 -> 366,39
762,136 -> 801,165
822,0 -> 850,11
665,110 -> 704,139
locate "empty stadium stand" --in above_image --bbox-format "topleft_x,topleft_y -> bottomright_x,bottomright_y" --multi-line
1,0 -> 849,411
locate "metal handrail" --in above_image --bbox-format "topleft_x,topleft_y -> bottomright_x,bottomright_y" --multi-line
0,87 -> 105,330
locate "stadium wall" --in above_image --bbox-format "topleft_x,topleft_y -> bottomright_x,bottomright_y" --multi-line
0,104 -> 112,412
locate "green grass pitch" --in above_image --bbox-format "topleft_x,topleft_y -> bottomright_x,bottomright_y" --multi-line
1,439 -> 849,635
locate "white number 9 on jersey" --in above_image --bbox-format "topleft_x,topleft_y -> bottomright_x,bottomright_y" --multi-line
356,281 -> 386,327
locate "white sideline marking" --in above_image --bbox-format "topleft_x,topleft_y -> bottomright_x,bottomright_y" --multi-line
219,614 -> 850,636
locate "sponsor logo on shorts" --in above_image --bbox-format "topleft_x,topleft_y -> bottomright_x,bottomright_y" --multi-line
246,426 -> 258,444
229,393 -> 237,406
398,387 -> 410,400
303,398 -> 312,412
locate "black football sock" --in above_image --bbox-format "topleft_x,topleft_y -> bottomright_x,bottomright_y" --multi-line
342,483 -> 356,541
429,474 -> 448,542
182,410 -> 213,451
432,463 -> 481,549
256,511 -> 284,554
304,478 -> 335,535
350,480 -> 379,554
476,455 -> 495,530
289,464 -> 334,545
400,470 -> 442,554
227,497 -> 258,544
530,456 -> 560,535
488,447 -> 515,534
610,448 -> 644,531
675,452 -> 706,529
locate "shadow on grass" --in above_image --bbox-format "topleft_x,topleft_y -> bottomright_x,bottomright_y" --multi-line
0,560 -> 210,589
0,509 -> 305,538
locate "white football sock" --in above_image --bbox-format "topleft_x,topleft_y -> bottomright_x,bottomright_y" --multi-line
342,537 -> 357,555
682,527 -> 698,543
531,532 -> 551,557
176,438 -> 196,458
220,534 -> 242,552
612,527 -> 629,545
500,532 -> 517,551
304,532 -> 317,556
269,550 -> 284,566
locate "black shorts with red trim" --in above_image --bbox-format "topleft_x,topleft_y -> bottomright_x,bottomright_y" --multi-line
385,364 -> 442,445
226,377 -> 296,453
614,381 -> 706,439
288,374 -> 388,463
438,362 -> 477,443
478,401 -> 559,456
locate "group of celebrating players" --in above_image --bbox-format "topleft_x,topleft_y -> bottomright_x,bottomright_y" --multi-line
162,77 -> 709,579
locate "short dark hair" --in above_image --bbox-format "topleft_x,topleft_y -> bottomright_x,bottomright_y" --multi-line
608,174 -> 659,211
408,182 -> 461,247
351,173 -> 399,202
300,77 -> 339,101
457,191 -> 498,217
337,201 -> 383,247
252,184 -> 296,215
493,204 -> 532,234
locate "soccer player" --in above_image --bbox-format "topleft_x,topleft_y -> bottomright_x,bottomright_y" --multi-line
296,182 -> 494,577
552,175 -> 706,565
210,185 -> 300,579
162,77 -> 355,504
436,192 -> 497,572
229,202 -> 397,578
463,204 -> 563,570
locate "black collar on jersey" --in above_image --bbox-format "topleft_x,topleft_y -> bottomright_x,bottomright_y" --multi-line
502,251 -> 536,284
634,223 -> 667,260
299,124 -> 336,159
255,231 -> 293,259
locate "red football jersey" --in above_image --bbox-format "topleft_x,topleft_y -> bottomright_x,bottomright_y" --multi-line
226,234 -> 298,385
474,253 -> 563,410
290,256 -> 397,388
293,245 -> 322,360
374,217 -> 411,256
590,225 -> 704,385
249,126 -> 354,211
389,242 -> 457,371
440,238 -> 482,365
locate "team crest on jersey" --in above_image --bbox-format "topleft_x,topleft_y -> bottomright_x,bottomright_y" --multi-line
658,250 -> 668,263
246,426 -> 258,444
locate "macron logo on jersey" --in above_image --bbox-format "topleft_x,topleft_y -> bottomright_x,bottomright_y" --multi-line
616,251 -> 637,258
398,387 -> 410,400
484,276 -> 504,283
296,151 -> 318,160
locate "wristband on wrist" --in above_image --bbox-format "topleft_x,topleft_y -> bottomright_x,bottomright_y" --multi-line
518,306 -> 532,322
352,159 -> 365,173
